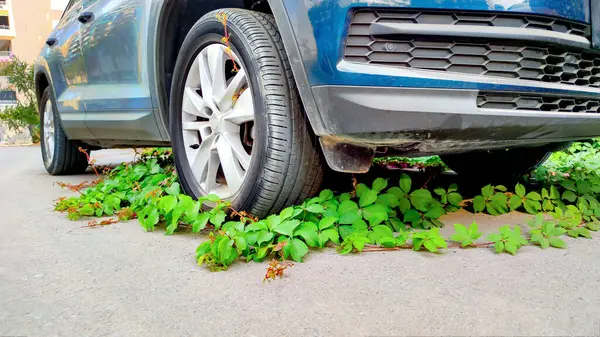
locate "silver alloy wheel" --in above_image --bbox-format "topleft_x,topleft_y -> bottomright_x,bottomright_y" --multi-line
181,43 -> 254,199
43,99 -> 55,165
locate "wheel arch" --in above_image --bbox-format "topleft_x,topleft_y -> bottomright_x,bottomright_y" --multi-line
34,69 -> 50,110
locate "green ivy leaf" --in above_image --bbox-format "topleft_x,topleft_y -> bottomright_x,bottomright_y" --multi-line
550,185 -> 560,200
398,197 -> 411,214
305,204 -> 325,214
433,187 -> 446,197
423,240 -> 438,252
368,225 -> 394,245
560,180 -> 576,192
509,195 -> 522,211
447,192 -> 463,207
339,211 -> 360,225
473,195 -> 486,213
192,213 -> 210,232
505,242 -> 517,255
372,178 -> 388,192
318,217 -> 338,231
158,195 -> 177,214
363,204 -> 388,226
542,199 -> 554,212
403,209 -> 421,223
410,189 -> 433,211
389,218 -> 405,232
387,186 -> 405,199
515,183 -> 526,197
359,189 -> 378,208
319,189 -> 334,201
353,236 -> 370,252
338,200 -> 359,214
266,215 -> 281,231
280,206 -> 295,220
450,223 -> 469,246
245,221 -> 267,232
355,183 -> 369,198
338,242 -> 353,255
376,193 -> 399,208
549,237 -> 566,249
587,221 -> 600,231
140,208 -> 159,231
289,239 -> 309,262
424,204 -> 445,219
209,211 -> 226,229
165,182 -> 180,196
468,222 -> 482,241
399,173 -> 411,194
526,191 -> 542,201
256,230 -> 274,246
490,193 -> 509,214
524,199 -> 541,214
79,204 -> 95,216
338,193 -> 351,202
562,190 -> 577,203
295,222 -> 319,247
318,229 -> 340,247
481,185 -> 494,198
274,219 -> 301,236
494,241 -> 504,254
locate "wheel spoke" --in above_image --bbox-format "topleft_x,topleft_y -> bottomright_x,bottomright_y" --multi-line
191,134 -> 217,187
203,145 -> 220,193
217,136 -> 245,193
217,68 -> 247,112
223,90 -> 254,125
222,132 -> 251,170
182,121 -> 211,139
198,52 -> 216,111
206,44 -> 227,107
182,87 -> 209,118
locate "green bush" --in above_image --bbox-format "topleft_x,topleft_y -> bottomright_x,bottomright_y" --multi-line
0,57 -> 39,142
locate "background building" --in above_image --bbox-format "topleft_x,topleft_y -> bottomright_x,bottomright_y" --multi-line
1,0 -> 65,63
0,0 -> 65,145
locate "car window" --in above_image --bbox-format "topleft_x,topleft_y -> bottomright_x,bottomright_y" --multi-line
60,0 -> 81,21
81,0 -> 100,8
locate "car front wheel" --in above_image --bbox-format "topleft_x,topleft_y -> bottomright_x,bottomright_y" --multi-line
169,9 -> 323,217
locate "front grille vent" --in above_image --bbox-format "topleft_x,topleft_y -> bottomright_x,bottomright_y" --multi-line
477,92 -> 600,113
345,10 -> 598,88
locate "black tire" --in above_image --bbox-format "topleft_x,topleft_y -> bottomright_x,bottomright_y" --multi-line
440,147 -> 550,184
169,9 -> 323,217
39,87 -> 88,175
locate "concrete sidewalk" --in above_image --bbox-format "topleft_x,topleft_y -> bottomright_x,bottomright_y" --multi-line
1,146 -> 599,337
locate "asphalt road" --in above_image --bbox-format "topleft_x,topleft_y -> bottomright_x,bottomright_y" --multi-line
1,146 -> 600,337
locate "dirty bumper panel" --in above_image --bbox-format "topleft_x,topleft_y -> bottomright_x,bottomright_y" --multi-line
311,85 -> 600,153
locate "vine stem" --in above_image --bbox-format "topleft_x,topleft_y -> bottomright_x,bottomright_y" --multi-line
362,241 -> 495,252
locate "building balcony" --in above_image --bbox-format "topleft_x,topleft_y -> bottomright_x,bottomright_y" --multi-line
0,27 -> 14,38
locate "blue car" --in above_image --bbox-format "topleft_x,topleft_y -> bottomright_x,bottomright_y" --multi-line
35,0 -> 600,216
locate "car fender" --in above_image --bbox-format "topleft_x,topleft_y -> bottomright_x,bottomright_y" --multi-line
266,0 -> 326,135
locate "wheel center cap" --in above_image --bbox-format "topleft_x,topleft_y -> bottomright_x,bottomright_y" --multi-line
209,112 -> 224,132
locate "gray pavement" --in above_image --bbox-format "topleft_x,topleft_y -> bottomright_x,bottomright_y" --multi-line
1,146 -> 600,337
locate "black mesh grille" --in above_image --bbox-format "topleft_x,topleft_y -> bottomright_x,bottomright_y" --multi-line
348,10 -> 590,37
477,92 -> 600,113
345,10 -> 598,88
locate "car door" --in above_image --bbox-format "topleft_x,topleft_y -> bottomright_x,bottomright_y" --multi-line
45,0 -> 91,139
78,0 -> 162,141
